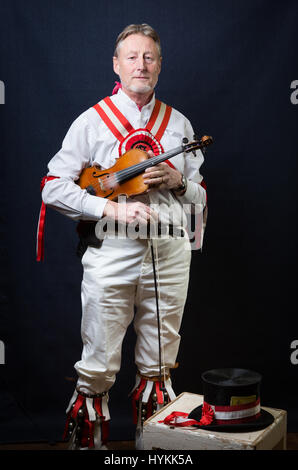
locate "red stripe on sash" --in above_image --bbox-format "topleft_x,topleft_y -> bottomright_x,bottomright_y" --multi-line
165,159 -> 175,169
155,105 -> 172,142
93,103 -> 124,142
146,99 -> 162,132
103,96 -> 134,134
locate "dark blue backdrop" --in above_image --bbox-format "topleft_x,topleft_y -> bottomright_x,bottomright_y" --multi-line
0,0 -> 297,444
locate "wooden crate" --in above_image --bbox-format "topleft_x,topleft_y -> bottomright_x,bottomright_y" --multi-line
143,392 -> 287,450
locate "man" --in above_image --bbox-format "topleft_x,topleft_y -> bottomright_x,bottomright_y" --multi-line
40,24 -> 207,449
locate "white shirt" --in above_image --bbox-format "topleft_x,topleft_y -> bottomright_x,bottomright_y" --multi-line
42,88 -> 206,228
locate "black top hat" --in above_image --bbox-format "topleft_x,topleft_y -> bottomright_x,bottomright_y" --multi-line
188,368 -> 274,431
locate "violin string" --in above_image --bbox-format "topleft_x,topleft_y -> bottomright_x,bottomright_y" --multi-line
114,145 -> 184,183
92,155 -> 170,190
114,158 -> 161,183
117,139 -> 207,181
96,160 -> 154,189
88,142 -> 203,191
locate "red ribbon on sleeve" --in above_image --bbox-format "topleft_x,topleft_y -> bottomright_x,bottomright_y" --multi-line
36,176 -> 59,262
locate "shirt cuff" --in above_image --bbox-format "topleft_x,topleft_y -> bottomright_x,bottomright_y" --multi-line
177,179 -> 206,206
81,194 -> 109,219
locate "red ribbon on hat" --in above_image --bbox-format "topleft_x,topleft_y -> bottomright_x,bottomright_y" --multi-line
159,402 -> 214,427
160,398 -> 262,428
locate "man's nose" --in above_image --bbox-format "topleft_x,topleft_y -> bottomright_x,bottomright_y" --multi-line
136,56 -> 146,70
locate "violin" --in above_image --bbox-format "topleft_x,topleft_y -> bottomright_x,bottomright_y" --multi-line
77,135 -> 213,200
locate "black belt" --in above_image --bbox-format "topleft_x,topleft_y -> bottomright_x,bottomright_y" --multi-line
76,221 -> 184,259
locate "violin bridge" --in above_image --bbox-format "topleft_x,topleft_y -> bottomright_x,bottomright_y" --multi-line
99,178 -> 105,191
98,173 -> 118,193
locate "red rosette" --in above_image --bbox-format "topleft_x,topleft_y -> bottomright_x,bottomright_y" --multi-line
119,129 -> 164,156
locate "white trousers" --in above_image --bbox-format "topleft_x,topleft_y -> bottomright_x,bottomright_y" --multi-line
74,235 -> 191,394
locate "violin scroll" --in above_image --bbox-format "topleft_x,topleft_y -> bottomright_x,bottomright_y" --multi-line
183,135 -> 213,154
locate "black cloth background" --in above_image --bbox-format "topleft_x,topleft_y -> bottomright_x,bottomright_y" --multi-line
0,0 -> 297,443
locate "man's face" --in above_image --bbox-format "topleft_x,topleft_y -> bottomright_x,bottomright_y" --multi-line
113,33 -> 161,95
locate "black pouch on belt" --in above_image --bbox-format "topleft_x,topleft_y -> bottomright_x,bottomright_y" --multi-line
76,221 -> 102,259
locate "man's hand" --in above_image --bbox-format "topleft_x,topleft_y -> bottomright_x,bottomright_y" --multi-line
103,199 -> 159,225
142,152 -> 183,191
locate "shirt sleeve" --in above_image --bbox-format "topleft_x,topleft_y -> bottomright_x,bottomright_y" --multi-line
42,112 -> 108,221
177,118 -> 207,208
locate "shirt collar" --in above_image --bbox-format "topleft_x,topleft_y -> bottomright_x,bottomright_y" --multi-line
116,87 -> 156,113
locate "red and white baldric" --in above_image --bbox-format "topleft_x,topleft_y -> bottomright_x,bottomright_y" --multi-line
93,96 -> 173,161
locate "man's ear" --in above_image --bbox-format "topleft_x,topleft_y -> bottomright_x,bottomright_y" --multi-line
157,56 -> 162,75
113,56 -> 119,75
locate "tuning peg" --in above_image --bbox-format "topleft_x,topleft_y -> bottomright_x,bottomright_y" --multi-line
182,137 -> 188,144
193,134 -> 200,141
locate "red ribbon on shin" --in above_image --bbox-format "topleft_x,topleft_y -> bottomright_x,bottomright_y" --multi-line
155,382 -> 164,405
63,393 -> 109,449
81,418 -> 95,448
71,393 -> 85,419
